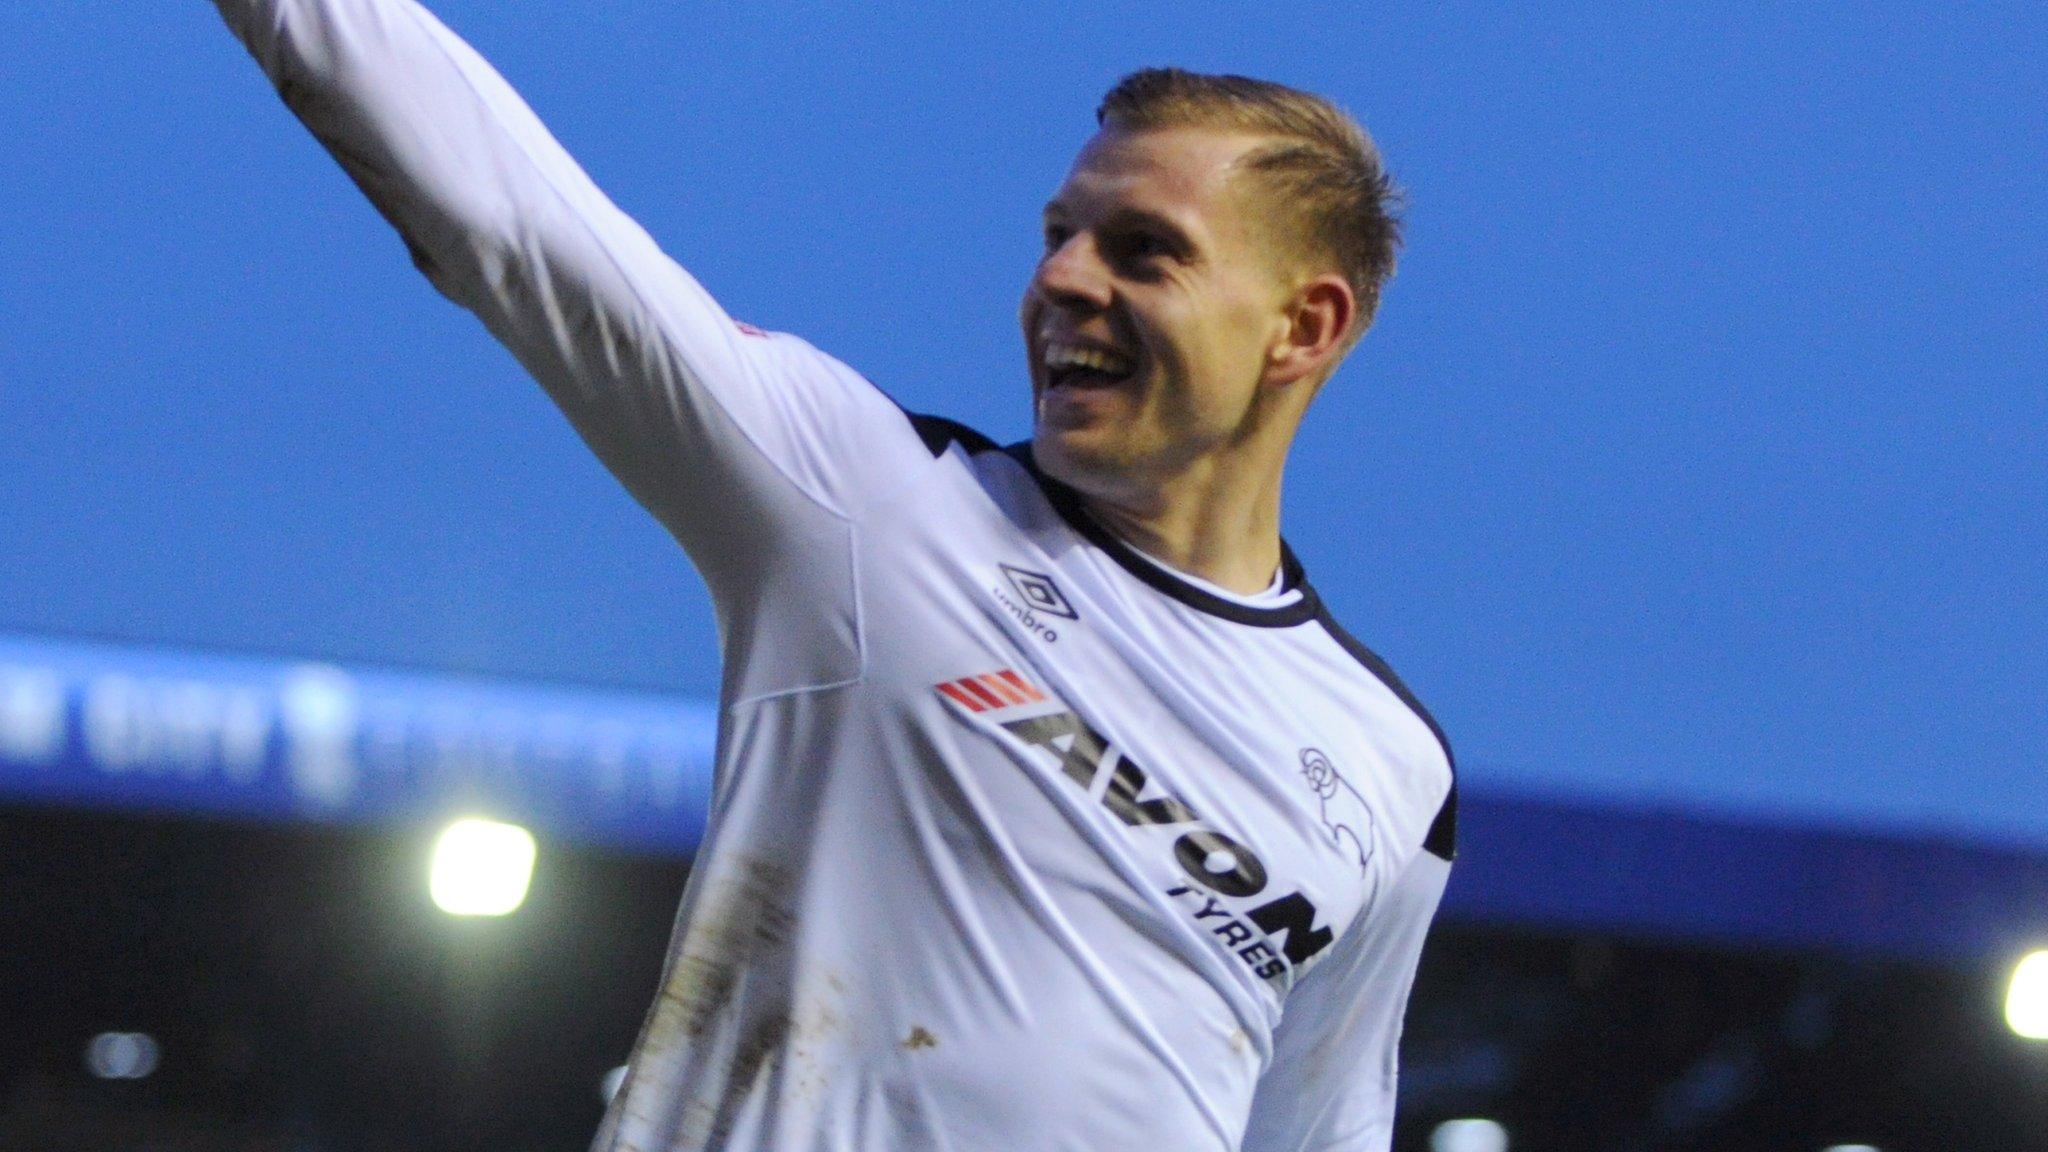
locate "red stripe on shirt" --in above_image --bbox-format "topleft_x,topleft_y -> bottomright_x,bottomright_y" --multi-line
978,673 -> 1029,705
995,669 -> 1044,702
937,681 -> 986,712
958,678 -> 1008,710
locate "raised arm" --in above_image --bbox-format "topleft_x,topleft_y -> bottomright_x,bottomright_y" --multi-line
212,0 -> 926,601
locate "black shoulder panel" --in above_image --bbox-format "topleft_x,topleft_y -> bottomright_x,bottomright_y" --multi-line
905,412 -> 1001,458
1311,605 -> 1458,862
1423,781 -> 1458,862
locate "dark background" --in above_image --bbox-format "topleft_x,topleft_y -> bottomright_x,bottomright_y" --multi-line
7,808 -> 2045,1152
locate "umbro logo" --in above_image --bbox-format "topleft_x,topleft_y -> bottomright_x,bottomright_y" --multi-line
999,564 -> 1077,620
991,564 -> 1075,643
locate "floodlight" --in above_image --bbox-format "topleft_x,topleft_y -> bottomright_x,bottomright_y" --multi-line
86,1032 -> 160,1080
429,817 -> 537,916
1430,1118 -> 1509,1152
2007,950 -> 2048,1040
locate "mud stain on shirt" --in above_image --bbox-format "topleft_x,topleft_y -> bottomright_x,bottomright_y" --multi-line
655,856 -> 798,1040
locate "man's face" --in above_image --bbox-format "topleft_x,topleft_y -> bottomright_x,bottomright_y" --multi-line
1021,127 -> 1295,502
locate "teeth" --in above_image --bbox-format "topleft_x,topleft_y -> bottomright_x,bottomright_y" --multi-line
1044,343 -> 1133,377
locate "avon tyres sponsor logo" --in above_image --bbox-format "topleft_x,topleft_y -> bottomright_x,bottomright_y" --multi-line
934,672 -> 1334,987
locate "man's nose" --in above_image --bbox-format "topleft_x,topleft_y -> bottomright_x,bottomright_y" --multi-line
1033,234 -> 1113,311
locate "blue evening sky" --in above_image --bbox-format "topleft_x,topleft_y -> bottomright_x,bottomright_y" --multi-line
1,4 -> 2041,845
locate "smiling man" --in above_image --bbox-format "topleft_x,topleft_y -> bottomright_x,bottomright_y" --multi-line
212,2 -> 1454,1149
1026,95 -> 1388,599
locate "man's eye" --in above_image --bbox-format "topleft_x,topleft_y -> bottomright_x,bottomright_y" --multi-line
1042,225 -> 1073,252
1109,232 -> 1170,261
1103,232 -> 1173,268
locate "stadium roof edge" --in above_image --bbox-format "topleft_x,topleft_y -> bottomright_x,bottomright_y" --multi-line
3,632 -> 2041,961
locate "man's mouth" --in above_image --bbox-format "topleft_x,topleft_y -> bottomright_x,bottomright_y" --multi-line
1043,341 -> 1136,392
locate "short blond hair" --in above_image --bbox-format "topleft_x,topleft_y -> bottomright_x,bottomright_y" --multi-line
1097,68 -> 1402,334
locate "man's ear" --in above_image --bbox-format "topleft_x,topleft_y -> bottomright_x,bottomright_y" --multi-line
1268,274 -> 1356,387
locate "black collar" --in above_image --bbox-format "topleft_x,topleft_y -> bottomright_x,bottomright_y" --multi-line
1003,443 -> 1322,628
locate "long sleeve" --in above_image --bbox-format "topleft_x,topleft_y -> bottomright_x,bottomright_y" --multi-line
213,0 -> 932,697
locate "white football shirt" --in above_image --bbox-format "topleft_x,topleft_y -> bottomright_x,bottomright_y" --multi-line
215,3 -> 1457,1149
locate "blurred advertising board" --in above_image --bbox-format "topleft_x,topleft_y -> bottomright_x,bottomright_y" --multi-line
0,634 -> 714,853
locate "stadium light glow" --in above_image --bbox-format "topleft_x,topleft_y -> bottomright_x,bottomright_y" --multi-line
1430,1118 -> 1509,1152
86,1032 -> 160,1080
601,1064 -> 629,1102
2007,950 -> 2048,1040
1820,1145 -> 1880,1152
429,817 -> 536,916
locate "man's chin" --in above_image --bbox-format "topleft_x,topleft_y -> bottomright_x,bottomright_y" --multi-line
1031,427 -> 1125,497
